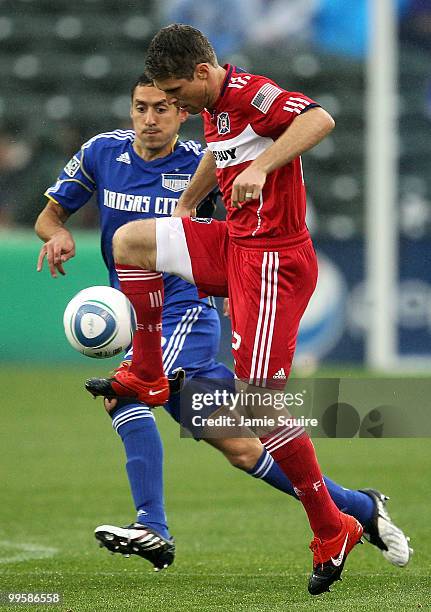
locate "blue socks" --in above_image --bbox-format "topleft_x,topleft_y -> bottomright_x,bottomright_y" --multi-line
111,401 -> 170,540
248,449 -> 374,528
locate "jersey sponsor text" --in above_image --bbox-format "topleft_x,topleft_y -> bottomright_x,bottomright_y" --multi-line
208,124 -> 273,169
212,147 -> 237,163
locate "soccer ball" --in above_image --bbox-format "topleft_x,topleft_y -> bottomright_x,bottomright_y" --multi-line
63,286 -> 136,358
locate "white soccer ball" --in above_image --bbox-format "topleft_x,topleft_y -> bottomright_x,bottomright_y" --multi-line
63,286 -> 136,359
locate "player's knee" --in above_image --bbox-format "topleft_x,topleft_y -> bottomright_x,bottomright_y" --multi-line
112,220 -> 156,268
112,222 -> 134,261
112,221 -> 141,260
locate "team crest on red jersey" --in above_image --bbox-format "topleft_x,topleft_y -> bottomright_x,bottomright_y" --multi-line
217,112 -> 231,135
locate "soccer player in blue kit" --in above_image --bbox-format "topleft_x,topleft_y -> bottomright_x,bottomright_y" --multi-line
35,75 -> 411,572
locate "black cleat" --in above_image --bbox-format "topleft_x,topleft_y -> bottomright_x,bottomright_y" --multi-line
95,523 -> 175,571
85,377 -> 118,398
360,488 -> 413,567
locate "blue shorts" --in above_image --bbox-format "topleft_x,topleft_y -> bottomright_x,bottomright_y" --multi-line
161,303 -> 233,427
125,302 -> 234,432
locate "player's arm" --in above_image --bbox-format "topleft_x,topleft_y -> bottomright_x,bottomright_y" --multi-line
173,150 -> 218,217
231,107 -> 334,207
35,199 -> 75,278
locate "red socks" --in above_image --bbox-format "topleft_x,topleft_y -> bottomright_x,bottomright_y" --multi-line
262,430 -> 342,541
116,264 -> 164,382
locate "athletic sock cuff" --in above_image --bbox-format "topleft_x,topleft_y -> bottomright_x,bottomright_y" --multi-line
111,405 -> 154,433
248,449 -> 275,479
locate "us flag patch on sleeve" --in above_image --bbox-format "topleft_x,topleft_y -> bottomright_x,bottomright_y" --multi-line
251,83 -> 283,114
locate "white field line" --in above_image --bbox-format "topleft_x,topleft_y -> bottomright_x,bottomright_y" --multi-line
0,540 -> 58,564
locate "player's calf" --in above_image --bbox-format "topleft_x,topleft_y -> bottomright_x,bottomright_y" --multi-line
206,437 -> 263,470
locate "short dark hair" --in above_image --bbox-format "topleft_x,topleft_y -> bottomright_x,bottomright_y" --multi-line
145,24 -> 218,81
130,73 -> 153,99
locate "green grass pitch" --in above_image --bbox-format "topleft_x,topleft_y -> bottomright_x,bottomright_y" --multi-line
0,366 -> 430,611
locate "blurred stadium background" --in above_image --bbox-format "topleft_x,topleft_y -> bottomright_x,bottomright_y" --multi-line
2,0 -> 431,371
0,0 -> 431,612
1,2 -> 431,610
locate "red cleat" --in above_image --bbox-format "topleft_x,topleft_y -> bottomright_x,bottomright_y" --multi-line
308,513 -> 363,595
85,368 -> 169,406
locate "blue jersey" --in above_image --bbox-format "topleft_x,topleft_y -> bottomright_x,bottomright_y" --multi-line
45,129 -> 210,311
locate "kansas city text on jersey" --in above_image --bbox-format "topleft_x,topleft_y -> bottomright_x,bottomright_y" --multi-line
103,189 -> 179,215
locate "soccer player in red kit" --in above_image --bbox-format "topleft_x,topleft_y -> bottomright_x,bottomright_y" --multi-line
86,25 -> 363,594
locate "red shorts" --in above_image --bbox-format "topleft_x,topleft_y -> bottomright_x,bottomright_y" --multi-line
181,218 -> 318,388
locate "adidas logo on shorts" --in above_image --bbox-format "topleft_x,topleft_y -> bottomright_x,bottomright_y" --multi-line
273,368 -> 287,380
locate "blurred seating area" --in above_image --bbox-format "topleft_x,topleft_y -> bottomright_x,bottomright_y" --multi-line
1,0 -> 430,237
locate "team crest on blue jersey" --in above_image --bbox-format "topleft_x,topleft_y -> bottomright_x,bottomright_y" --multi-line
217,112 -> 231,135
162,173 -> 191,192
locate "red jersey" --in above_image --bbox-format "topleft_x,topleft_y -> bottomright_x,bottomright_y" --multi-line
202,64 -> 319,245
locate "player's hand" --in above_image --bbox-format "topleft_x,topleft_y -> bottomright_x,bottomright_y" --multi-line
104,397 -> 118,413
231,166 -> 267,209
223,298 -> 230,318
37,229 -> 75,278
173,201 -> 195,218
